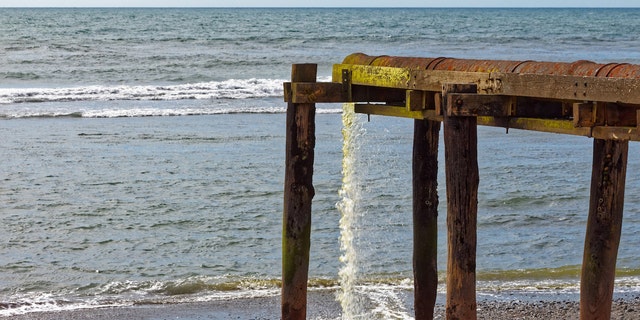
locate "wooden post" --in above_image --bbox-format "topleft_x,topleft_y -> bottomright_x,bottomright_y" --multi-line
282,64 -> 317,320
413,118 -> 441,320
580,138 -> 628,320
443,84 -> 479,320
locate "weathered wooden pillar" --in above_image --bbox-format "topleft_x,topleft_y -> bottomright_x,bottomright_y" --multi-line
443,84 -> 479,320
282,64 -> 317,320
580,138 -> 628,320
413,118 -> 441,320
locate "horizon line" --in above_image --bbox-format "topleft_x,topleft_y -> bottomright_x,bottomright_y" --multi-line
1,6 -> 640,9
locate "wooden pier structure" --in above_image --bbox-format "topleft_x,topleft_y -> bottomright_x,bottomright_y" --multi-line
282,53 -> 640,319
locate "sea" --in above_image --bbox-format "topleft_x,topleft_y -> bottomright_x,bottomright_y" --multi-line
2,7 -> 640,318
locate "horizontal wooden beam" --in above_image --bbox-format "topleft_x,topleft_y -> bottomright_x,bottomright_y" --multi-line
446,93 -> 514,117
285,82 -> 407,104
592,126 -> 639,141
351,104 -> 640,141
354,104 -> 436,119
333,64 -> 640,105
284,82 -> 346,103
572,102 -> 640,128
603,103 -> 640,127
497,72 -> 640,105
411,70 -> 494,93
332,64 -> 413,89
333,64 -> 494,93
288,64 -> 640,139
478,117 -> 638,141
477,116 -> 591,136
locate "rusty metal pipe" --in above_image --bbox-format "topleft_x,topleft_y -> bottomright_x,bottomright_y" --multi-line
342,53 -> 640,78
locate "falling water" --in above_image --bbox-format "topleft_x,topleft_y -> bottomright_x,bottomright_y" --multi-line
336,103 -> 366,319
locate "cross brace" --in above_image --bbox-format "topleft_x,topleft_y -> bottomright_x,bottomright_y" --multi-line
284,65 -> 640,141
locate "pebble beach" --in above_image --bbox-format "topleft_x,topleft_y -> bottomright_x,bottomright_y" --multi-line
7,290 -> 640,319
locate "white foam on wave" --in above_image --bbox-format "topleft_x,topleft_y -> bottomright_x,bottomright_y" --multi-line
0,78 -> 285,104
0,291 -> 132,317
0,76 -> 335,106
0,276 -> 281,317
363,281 -> 414,320
0,77 -> 344,118
82,106 -> 288,118
1,106 -> 344,118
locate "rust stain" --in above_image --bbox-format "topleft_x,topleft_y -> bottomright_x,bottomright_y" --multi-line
343,53 -> 640,79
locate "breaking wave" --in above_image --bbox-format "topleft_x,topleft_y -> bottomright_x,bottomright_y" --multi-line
0,79 -> 284,105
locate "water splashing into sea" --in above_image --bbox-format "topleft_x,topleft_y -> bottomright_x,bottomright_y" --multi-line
336,104 -> 366,319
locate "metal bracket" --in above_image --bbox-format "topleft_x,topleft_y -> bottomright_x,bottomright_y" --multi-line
342,69 -> 352,102
441,83 -> 477,117
574,81 -> 589,99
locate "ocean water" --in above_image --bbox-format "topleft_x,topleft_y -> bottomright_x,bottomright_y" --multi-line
2,7 -> 640,317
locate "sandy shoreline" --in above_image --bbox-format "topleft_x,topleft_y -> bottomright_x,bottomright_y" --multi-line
5,290 -> 640,320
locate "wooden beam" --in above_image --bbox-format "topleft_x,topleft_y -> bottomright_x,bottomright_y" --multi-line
413,118 -> 441,320
284,82 -> 346,103
351,105 -> 640,141
354,104 -> 430,119
333,64 -> 640,104
571,102 -> 640,129
478,117 -> 593,137
332,64 -> 412,89
580,139 -> 628,320
410,70 -> 494,93
497,72 -> 640,105
602,103 -> 640,127
285,82 -> 408,104
286,78 -> 640,136
332,64 -> 495,92
592,126 -> 639,141
352,85 -> 406,103
445,93 -> 513,117
407,90 -> 427,111
282,64 -> 317,320
443,83 -> 479,320
573,102 -> 596,128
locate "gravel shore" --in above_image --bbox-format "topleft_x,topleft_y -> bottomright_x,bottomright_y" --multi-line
6,291 -> 640,319
471,297 -> 640,320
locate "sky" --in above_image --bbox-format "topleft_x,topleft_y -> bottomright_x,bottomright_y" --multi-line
0,0 -> 638,8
